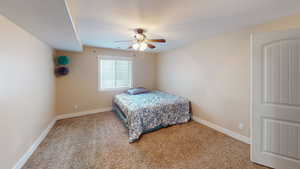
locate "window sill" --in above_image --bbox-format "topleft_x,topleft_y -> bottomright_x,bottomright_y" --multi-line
98,87 -> 130,92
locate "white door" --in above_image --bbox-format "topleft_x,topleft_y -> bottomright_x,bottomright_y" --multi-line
251,29 -> 300,169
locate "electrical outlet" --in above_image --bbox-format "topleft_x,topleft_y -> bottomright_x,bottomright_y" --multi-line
238,123 -> 244,130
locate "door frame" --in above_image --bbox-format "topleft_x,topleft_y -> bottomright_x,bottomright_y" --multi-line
250,32 -> 254,161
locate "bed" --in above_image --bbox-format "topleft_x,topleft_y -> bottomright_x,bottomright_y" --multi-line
112,90 -> 191,142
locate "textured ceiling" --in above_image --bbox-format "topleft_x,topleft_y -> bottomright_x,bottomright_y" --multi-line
74,0 -> 300,52
1,0 -> 300,52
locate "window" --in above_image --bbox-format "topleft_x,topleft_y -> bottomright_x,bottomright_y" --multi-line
99,56 -> 132,90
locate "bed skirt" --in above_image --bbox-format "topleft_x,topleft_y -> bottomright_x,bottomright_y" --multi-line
112,103 -> 166,140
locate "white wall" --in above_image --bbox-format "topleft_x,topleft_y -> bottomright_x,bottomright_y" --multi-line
55,46 -> 157,115
157,13 -> 300,138
0,15 -> 56,169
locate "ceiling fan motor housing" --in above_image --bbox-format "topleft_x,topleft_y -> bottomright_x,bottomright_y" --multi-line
135,28 -> 145,34
134,28 -> 146,42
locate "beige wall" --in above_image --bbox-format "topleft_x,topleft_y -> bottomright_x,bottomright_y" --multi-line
0,15 -> 55,169
156,13 -> 300,137
55,46 -> 157,115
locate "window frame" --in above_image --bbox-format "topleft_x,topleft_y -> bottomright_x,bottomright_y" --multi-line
98,56 -> 133,91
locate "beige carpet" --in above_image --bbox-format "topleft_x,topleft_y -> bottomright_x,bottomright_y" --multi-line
22,111 -> 269,169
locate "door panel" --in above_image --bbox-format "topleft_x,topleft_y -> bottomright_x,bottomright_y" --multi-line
263,40 -> 300,106
252,30 -> 300,169
262,118 -> 300,160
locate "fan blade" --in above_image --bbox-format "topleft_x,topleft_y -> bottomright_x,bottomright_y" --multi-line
114,40 -> 134,43
147,44 -> 156,49
147,39 -> 166,43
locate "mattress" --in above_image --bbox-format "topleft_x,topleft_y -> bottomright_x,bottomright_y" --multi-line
113,91 -> 191,142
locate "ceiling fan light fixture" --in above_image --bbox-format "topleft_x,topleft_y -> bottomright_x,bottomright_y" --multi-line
132,43 -> 140,50
139,42 -> 147,51
116,28 -> 164,51
135,33 -> 144,41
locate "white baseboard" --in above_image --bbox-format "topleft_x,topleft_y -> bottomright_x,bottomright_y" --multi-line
192,116 -> 250,144
12,118 -> 57,169
12,107 -> 112,169
56,107 -> 112,120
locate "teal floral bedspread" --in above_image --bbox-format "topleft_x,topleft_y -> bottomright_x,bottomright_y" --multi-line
113,91 -> 191,142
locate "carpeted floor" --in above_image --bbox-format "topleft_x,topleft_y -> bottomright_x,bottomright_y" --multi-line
22,111 -> 269,169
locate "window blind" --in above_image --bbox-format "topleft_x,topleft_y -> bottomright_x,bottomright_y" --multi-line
99,57 -> 132,90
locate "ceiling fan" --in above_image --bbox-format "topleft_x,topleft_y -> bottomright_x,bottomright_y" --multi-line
115,28 -> 166,51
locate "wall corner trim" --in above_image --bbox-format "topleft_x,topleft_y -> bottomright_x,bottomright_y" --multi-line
192,116 -> 250,144
56,107 -> 112,120
12,118 -> 57,169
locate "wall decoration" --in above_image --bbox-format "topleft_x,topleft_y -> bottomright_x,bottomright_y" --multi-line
55,55 -> 70,77
55,66 -> 69,76
57,55 -> 69,65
